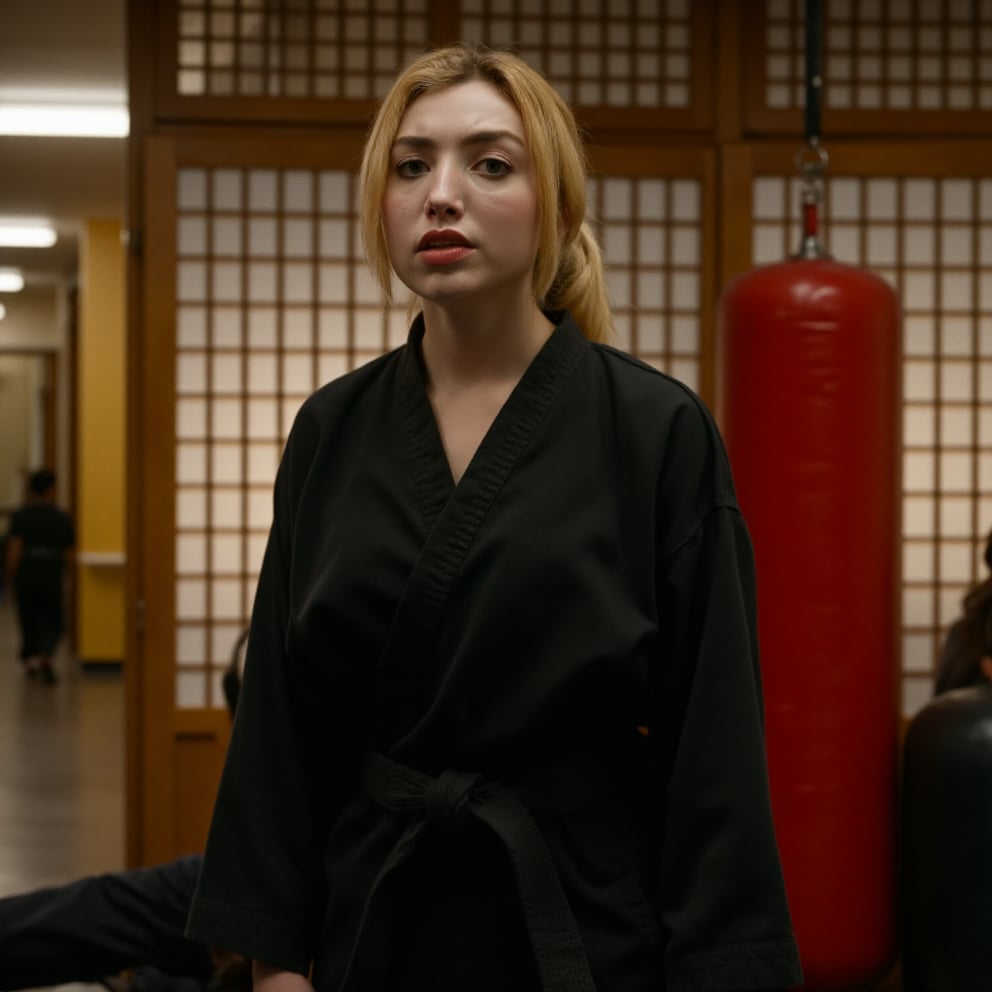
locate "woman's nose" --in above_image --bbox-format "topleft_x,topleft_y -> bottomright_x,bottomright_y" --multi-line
424,162 -> 463,218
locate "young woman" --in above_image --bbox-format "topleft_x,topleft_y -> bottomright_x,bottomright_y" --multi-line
186,43 -> 802,992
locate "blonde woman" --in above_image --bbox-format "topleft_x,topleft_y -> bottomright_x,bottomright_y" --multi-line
187,44 -> 802,992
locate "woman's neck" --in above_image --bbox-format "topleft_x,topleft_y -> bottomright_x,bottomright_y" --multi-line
419,297 -> 554,394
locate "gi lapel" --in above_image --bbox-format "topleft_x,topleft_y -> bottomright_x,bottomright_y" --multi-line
375,314 -> 590,745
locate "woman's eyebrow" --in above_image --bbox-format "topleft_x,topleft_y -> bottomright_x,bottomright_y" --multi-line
392,129 -> 526,150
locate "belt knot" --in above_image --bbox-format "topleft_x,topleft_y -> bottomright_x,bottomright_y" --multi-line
424,768 -> 483,829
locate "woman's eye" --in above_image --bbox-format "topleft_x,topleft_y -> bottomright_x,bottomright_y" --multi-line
476,157 -> 511,177
396,159 -> 428,177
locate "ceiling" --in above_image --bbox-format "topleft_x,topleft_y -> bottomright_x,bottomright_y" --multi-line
0,0 -> 127,288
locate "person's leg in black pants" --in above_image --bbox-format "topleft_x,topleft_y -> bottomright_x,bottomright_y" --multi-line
0,855 -> 214,990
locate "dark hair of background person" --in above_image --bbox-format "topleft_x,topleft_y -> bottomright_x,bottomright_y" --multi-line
934,528 -> 992,694
27,469 -> 56,496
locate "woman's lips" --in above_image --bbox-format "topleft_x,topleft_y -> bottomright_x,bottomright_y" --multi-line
418,244 -> 474,264
417,230 -> 473,264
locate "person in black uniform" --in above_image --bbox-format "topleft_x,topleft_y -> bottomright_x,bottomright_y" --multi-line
186,43 -> 802,992
934,527 -> 992,694
5,468 -> 75,684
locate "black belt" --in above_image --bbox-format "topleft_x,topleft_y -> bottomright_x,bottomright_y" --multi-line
340,749 -> 603,991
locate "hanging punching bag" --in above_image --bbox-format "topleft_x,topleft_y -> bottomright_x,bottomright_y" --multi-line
717,6 -> 901,987
718,241 -> 901,991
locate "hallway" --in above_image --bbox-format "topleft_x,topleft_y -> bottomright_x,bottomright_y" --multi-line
0,597 -> 125,901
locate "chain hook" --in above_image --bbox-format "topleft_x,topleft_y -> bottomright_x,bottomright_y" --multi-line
793,141 -> 831,260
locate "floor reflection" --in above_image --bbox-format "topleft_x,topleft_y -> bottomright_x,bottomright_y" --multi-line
0,599 -> 125,897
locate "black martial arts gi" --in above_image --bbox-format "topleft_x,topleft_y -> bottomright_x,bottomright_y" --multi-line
186,311 -> 802,992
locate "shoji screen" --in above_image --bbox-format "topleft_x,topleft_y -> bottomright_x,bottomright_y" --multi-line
461,0 -> 692,107
171,0 -> 429,100
172,164 -> 409,710
737,149 -> 992,719
588,170 -> 709,393
141,135 -> 394,858
747,0 -> 992,132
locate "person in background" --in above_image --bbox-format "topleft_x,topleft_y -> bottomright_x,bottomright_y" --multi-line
934,527 -> 992,694
186,42 -> 801,992
5,468 -> 75,684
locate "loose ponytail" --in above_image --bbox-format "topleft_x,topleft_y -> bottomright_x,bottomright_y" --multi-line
543,222 -> 612,344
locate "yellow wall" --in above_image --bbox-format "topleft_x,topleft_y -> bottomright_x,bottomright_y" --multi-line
77,220 -> 126,662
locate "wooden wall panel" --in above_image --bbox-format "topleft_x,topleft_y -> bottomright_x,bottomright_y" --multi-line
174,720 -> 230,856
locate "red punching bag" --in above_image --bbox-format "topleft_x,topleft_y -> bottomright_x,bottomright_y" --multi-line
717,155 -> 901,989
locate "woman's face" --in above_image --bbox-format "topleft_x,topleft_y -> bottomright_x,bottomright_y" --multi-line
381,79 -> 542,311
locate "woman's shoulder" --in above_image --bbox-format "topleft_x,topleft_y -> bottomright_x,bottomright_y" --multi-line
587,340 -> 722,440
583,339 -> 737,510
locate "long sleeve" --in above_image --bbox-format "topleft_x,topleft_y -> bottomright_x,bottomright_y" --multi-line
185,407 -> 363,973
655,504 -> 802,991
640,389 -> 802,992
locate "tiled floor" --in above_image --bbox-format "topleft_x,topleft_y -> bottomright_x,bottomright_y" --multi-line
0,598 -> 125,897
0,595 -> 125,990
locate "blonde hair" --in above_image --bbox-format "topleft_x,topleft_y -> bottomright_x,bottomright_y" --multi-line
358,43 -> 613,344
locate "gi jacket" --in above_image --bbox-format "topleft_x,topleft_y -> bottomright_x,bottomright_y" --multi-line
186,311 -> 802,992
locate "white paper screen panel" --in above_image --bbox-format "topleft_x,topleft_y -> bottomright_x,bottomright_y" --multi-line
587,175 -> 704,393
765,0 -> 992,112
460,0 -> 692,107
752,173 -> 992,720
176,0 -> 429,99
173,164 -> 407,708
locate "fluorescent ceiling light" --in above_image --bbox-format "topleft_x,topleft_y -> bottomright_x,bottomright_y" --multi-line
0,220 -> 57,248
0,103 -> 128,137
0,269 -> 25,292
0,89 -> 128,138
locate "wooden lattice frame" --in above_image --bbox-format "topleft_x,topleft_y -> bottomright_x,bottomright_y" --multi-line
743,0 -> 992,136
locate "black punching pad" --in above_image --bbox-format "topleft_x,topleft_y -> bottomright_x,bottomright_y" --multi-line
901,684 -> 992,991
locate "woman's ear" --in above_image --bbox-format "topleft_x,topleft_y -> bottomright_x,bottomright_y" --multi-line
980,655 -> 992,683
